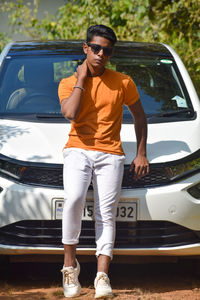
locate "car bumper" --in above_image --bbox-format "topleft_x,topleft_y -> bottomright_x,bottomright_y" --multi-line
0,173 -> 200,256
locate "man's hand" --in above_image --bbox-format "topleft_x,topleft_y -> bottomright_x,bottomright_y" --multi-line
130,155 -> 149,180
74,59 -> 88,81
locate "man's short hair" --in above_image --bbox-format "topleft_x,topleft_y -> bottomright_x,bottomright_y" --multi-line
86,25 -> 117,46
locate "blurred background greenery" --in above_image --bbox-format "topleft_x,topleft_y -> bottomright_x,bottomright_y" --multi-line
0,0 -> 199,96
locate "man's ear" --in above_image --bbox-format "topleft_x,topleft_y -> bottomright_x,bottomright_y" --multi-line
83,43 -> 88,55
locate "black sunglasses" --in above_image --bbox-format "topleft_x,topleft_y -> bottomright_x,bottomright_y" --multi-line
87,43 -> 113,56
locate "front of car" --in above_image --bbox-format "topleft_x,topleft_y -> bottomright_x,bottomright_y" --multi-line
0,41 -> 200,257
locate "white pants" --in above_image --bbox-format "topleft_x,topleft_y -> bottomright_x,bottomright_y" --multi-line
62,148 -> 125,259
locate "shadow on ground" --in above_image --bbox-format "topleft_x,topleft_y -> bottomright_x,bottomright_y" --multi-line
0,258 -> 200,299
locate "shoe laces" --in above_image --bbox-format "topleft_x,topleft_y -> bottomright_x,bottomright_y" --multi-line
96,273 -> 110,287
62,267 -> 76,286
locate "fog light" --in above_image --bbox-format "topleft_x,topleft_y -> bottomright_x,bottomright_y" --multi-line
0,187 -> 3,193
187,183 -> 200,199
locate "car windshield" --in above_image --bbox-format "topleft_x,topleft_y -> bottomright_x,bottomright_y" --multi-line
110,56 -> 194,123
0,54 -> 194,123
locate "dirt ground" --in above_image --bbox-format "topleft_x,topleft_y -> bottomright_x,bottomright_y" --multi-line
0,257 -> 200,300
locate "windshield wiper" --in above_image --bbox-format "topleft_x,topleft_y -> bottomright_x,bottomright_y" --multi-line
36,113 -> 64,118
148,108 -> 194,119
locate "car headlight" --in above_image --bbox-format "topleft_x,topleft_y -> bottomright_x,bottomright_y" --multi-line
0,154 -> 62,187
0,156 -> 27,180
164,153 -> 200,181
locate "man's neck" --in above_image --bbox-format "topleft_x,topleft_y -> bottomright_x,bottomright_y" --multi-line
88,66 -> 105,77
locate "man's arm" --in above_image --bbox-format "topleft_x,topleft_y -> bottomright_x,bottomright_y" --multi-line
128,100 -> 149,180
61,60 -> 88,120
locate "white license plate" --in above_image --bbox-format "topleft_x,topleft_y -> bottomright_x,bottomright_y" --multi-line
54,200 -> 137,222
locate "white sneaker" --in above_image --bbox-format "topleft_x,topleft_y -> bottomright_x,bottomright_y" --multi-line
61,259 -> 81,298
94,272 -> 113,299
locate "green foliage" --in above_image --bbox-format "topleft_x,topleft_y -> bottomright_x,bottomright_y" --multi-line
147,0 -> 200,95
0,32 -> 10,52
0,0 -> 43,39
0,0 -> 199,95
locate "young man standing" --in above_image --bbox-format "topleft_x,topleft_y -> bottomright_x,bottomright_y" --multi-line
58,24 -> 149,298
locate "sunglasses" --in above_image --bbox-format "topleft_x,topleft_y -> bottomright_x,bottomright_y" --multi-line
87,43 -> 113,56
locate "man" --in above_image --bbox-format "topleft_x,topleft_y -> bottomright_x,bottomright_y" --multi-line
58,24 -> 149,298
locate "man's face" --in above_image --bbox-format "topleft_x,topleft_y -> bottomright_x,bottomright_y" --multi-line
83,36 -> 113,69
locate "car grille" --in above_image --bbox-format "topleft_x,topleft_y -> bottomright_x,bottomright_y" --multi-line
2,148 -> 200,188
0,220 -> 200,249
22,166 -> 63,187
19,165 -> 171,189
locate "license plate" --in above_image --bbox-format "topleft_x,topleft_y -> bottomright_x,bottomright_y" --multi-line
54,199 -> 137,222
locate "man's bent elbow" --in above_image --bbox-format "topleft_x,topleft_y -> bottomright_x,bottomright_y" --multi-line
61,108 -> 77,121
66,114 -> 76,121
61,103 -> 77,120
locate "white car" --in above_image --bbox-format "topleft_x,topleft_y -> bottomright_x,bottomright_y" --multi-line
0,41 -> 200,259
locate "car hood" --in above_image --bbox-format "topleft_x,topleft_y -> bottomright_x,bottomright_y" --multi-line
0,119 -> 199,164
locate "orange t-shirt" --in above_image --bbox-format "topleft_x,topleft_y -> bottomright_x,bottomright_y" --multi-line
58,68 -> 139,155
